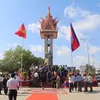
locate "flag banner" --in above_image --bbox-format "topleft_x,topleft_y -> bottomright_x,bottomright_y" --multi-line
70,23 -> 80,52
15,24 -> 26,38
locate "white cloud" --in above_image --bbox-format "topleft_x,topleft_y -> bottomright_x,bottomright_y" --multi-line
57,31 -> 64,38
7,43 -> 18,48
28,22 -> 40,33
75,56 -> 88,65
64,6 -> 100,32
74,55 -> 100,68
94,62 -> 100,68
0,52 -> 4,59
56,45 -> 71,56
29,45 -> 44,53
74,14 -> 100,32
59,24 -> 84,41
60,6 -> 100,41
64,6 -> 90,18
59,26 -> 70,40
89,46 -> 100,54
74,56 -> 93,67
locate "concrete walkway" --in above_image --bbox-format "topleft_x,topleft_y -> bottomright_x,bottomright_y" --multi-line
0,87 -> 100,100
58,87 -> 100,100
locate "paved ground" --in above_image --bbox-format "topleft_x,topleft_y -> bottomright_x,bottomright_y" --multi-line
58,87 -> 100,100
0,86 -> 100,100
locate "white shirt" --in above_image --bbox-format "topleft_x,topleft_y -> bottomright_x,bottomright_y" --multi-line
34,72 -> 39,78
83,76 -> 88,82
74,77 -> 78,82
7,78 -> 19,90
69,77 -> 73,83
88,75 -> 93,83
72,76 -> 75,83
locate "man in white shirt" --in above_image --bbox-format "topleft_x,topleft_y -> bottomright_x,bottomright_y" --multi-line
68,74 -> 73,92
7,73 -> 19,100
71,74 -> 75,91
34,71 -> 39,78
83,74 -> 88,92
88,74 -> 93,92
34,71 -> 39,87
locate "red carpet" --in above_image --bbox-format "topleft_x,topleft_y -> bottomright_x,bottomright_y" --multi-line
26,93 -> 58,100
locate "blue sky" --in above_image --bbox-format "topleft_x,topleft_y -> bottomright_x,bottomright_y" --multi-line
0,0 -> 100,68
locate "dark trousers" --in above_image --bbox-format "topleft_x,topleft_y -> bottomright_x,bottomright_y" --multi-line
41,81 -> 45,88
84,82 -> 88,92
52,82 -> 56,88
34,78 -> 39,87
9,90 -> 17,100
74,82 -> 77,91
88,82 -> 93,92
69,83 -> 73,92
4,87 -> 8,94
77,81 -> 82,92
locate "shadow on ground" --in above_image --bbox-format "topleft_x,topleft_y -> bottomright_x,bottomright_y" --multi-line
17,94 -> 29,96
85,90 -> 100,94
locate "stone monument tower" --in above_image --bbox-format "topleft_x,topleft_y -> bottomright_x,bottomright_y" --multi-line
40,6 -> 58,66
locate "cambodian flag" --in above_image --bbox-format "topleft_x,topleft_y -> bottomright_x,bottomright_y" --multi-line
70,23 -> 80,52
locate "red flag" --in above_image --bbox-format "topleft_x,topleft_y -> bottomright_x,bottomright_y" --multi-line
70,23 -> 80,52
15,24 -> 26,38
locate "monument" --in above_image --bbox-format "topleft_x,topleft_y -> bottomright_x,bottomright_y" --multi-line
40,6 -> 58,66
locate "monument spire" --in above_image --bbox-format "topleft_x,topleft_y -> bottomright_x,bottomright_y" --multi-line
46,5 -> 52,19
48,5 -> 50,15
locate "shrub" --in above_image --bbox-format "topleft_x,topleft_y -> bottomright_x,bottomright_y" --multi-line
22,72 -> 28,80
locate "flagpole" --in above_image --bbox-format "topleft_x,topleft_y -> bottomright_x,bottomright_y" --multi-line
70,22 -> 80,70
71,50 -> 73,67
21,38 -> 24,72
15,23 -> 26,73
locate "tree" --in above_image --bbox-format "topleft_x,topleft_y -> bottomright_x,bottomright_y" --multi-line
88,67 -> 96,75
0,46 -> 44,73
76,69 -> 80,73
84,64 -> 96,75
72,68 -> 80,73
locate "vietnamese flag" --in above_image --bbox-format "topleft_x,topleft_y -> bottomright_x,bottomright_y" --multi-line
70,23 -> 80,52
15,24 -> 26,38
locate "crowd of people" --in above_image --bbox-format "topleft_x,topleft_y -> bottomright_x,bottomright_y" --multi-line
24,66 -> 95,93
27,66 -> 67,89
67,73 -> 93,93
0,74 -> 9,95
0,66 -> 97,100
0,66 -> 67,95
